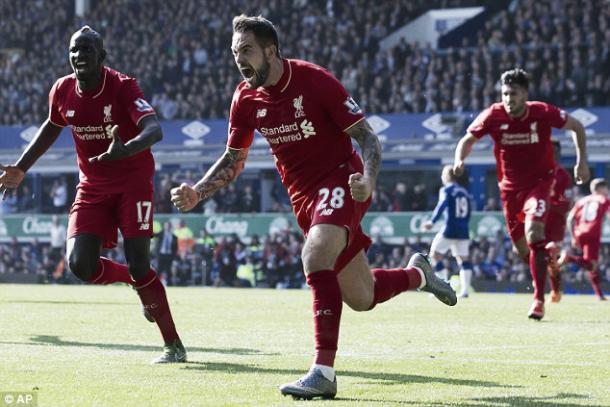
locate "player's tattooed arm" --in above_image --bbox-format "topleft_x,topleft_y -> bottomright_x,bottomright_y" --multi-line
346,119 -> 381,181
194,147 -> 249,202
345,119 -> 381,202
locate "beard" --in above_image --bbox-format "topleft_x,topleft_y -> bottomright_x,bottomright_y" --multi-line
245,57 -> 271,88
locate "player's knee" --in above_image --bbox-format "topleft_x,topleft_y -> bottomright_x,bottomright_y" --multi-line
67,252 -> 97,281
301,242 -> 341,273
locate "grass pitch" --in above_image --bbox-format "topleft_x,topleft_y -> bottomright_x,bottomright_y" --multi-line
0,284 -> 609,407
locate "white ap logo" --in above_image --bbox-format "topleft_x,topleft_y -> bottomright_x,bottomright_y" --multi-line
103,104 -> 112,123
293,95 -> 305,118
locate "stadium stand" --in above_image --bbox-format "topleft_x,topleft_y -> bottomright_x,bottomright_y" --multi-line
4,0 -> 609,125
0,0 -> 609,291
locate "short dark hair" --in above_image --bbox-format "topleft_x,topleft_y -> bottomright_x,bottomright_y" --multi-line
501,68 -> 529,90
71,25 -> 104,50
232,14 -> 281,56
590,178 -> 607,193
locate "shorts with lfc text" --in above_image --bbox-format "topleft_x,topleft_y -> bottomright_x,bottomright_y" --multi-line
68,185 -> 154,248
294,159 -> 372,273
500,176 -> 553,243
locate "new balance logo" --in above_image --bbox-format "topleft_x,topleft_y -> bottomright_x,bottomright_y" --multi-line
500,124 -> 509,130
139,223 -> 150,231
320,208 -> 334,216
256,108 -> 267,118
300,119 -> 316,138
66,110 -> 75,117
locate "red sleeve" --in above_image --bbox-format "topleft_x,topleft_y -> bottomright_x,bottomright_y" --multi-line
467,108 -> 492,139
120,78 -> 156,125
314,67 -> 365,132
542,103 -> 568,128
48,80 -> 67,127
227,87 -> 255,149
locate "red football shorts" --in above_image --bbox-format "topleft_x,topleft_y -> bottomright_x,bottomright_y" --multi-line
293,159 -> 372,274
545,210 -> 568,243
68,186 -> 154,248
500,177 -> 553,243
575,235 -> 601,262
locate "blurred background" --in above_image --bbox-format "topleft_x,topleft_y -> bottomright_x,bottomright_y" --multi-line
0,0 -> 609,292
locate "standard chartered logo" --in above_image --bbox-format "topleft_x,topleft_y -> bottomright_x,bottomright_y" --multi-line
299,120 -> 316,138
370,216 -> 394,237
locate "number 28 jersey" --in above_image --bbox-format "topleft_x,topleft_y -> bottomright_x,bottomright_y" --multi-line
227,58 -> 365,206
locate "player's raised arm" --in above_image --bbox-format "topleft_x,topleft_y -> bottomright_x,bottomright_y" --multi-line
0,119 -> 63,198
452,133 -> 479,177
562,115 -> 590,185
170,147 -> 249,212
346,119 -> 381,202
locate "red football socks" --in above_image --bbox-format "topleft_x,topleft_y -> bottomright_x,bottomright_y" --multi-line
587,270 -> 605,299
528,241 -> 548,302
134,269 -> 180,344
307,269 -> 342,367
368,267 -> 423,310
88,257 -> 134,285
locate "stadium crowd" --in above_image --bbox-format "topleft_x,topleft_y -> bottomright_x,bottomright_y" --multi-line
2,0 -> 610,125
2,228 -> 609,290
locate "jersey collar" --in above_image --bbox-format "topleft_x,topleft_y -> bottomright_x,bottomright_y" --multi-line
75,67 -> 107,99
261,59 -> 291,95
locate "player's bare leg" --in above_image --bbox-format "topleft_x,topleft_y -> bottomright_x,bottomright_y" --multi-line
280,225 -> 456,399
337,250 -> 457,310
545,241 -> 562,303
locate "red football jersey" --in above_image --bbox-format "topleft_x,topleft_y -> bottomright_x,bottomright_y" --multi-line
48,66 -> 156,192
571,194 -> 610,239
468,101 -> 568,190
549,166 -> 573,215
228,59 -> 365,204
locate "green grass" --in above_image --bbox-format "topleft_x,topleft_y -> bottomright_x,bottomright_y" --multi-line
0,284 -> 609,407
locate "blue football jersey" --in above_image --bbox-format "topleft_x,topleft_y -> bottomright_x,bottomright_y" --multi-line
430,183 -> 472,239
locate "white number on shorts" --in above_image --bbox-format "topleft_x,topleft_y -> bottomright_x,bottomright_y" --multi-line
136,201 -> 152,223
316,187 -> 345,210
534,199 -> 546,217
583,201 -> 599,222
